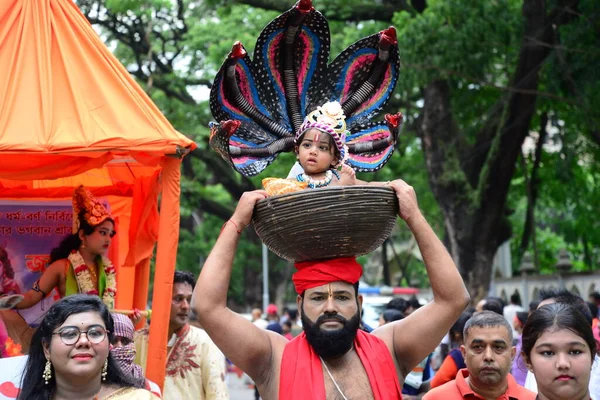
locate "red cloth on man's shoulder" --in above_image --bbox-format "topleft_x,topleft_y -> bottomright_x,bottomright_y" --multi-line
423,369 -> 536,400
279,330 -> 402,400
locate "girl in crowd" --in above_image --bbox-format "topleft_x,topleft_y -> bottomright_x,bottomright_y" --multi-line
521,302 -> 596,400
511,311 -> 529,385
18,294 -> 157,400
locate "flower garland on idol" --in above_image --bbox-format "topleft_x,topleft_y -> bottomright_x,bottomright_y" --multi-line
68,250 -> 116,309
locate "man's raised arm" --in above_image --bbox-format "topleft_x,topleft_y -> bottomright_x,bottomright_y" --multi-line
374,180 -> 470,376
192,190 -> 286,383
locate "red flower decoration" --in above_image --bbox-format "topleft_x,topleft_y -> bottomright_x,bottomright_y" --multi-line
297,0 -> 314,13
222,120 -> 241,137
379,27 -> 398,48
74,265 -> 88,274
5,338 -> 23,357
385,112 -> 403,128
231,42 -> 246,59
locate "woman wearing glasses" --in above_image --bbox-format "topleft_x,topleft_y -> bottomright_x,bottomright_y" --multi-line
18,294 -> 158,400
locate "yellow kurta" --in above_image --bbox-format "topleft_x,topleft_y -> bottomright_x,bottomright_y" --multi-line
135,324 -> 229,400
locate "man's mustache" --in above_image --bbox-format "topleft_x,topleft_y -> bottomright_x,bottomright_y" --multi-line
315,313 -> 347,326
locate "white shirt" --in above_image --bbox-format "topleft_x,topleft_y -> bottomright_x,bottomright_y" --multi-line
253,319 -> 268,330
503,303 -> 524,336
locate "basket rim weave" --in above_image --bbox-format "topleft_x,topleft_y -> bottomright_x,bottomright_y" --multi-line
252,186 -> 399,262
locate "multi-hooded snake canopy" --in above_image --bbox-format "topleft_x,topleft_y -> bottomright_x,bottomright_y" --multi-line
209,0 -> 403,177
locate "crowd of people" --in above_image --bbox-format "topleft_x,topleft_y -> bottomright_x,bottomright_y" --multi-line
0,160 -> 597,400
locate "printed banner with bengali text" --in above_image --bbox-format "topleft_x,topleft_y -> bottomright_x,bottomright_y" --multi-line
0,201 -> 72,325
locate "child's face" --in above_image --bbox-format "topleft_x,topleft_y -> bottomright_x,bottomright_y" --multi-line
297,129 -> 337,175
526,328 -> 592,400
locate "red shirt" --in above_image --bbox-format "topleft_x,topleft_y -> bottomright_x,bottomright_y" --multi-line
424,369 -> 536,400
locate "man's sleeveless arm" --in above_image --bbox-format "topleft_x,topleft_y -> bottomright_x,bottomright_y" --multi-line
373,180 -> 470,377
192,191 -> 287,385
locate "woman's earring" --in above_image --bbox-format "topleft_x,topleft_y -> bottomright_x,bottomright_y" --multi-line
102,359 -> 108,381
43,359 -> 52,384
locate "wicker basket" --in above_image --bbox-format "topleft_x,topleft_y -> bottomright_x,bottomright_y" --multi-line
252,185 -> 399,262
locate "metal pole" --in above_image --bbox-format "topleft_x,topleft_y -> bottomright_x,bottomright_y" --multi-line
262,243 -> 269,312
521,272 -> 528,309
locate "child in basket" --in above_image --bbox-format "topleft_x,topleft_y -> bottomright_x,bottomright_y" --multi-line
262,101 -> 396,195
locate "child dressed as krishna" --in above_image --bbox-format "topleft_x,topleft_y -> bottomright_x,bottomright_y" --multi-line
208,0 -> 403,194
0,185 -> 117,352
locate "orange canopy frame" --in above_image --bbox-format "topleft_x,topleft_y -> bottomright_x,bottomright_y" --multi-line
0,0 -> 197,388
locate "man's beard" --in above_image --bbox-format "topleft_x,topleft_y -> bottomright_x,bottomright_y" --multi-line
301,302 -> 361,359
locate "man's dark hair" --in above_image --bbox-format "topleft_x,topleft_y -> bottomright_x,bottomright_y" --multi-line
408,295 -> 421,310
538,288 -> 592,325
381,309 -> 404,324
386,297 -> 408,313
510,292 -> 522,306
174,270 -> 196,289
539,288 -> 576,303
586,302 -> 598,321
590,291 -> 600,302
528,300 -> 540,313
487,296 -> 506,309
482,298 -> 503,316
463,310 -> 513,344
450,311 -> 474,342
288,309 -> 298,321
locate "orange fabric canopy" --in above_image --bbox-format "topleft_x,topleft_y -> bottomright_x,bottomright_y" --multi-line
0,0 -> 197,389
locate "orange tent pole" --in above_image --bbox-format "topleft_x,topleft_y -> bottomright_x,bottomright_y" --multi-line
145,157 -> 181,389
133,258 -> 151,329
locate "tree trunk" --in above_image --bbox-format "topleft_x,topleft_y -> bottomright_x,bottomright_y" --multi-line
419,0 -> 578,303
453,241 -> 497,303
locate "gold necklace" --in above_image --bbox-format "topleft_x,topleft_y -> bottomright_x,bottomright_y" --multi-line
87,263 -> 98,288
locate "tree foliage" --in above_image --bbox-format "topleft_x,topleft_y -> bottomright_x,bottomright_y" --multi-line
78,0 -> 600,307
